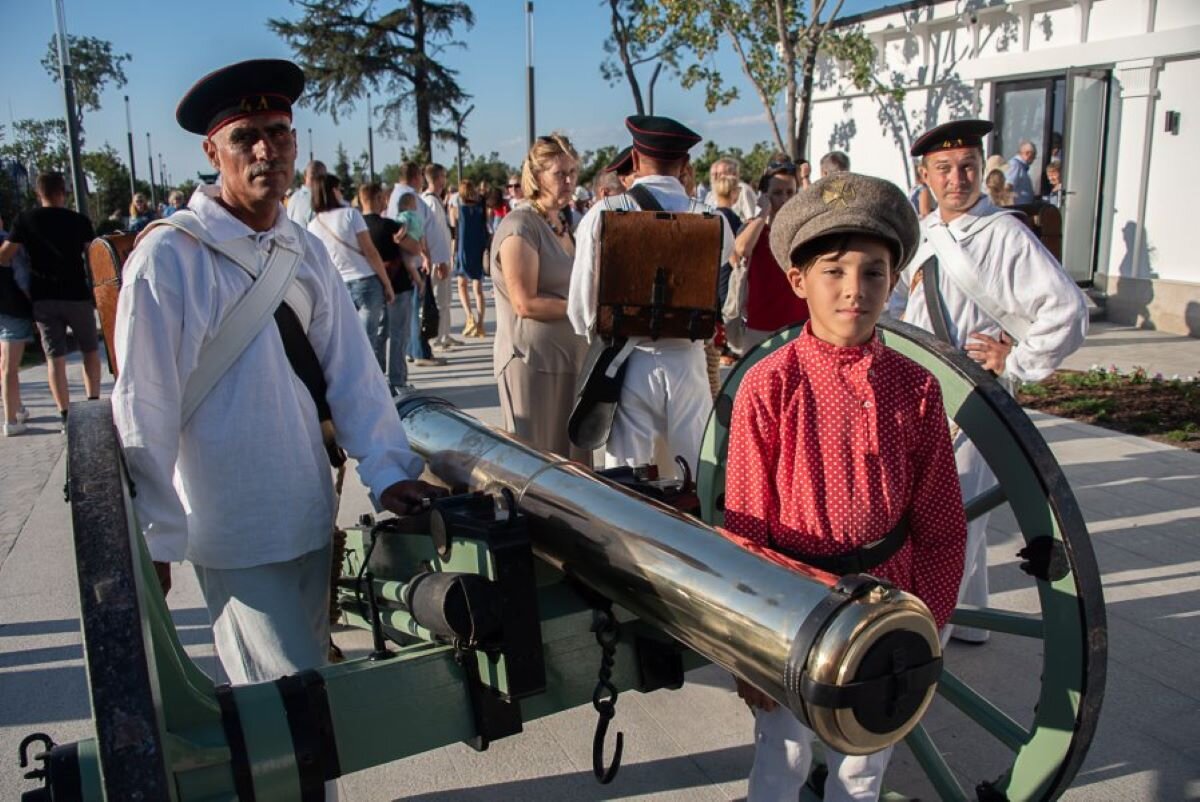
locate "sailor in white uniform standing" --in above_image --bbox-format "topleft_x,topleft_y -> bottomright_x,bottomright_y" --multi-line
113,59 -> 445,694
568,115 -> 734,478
890,118 -> 1088,642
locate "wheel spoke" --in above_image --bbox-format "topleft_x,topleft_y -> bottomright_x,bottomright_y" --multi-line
964,483 -> 1007,521
951,605 -> 1043,638
937,669 -> 1030,752
904,722 -> 969,801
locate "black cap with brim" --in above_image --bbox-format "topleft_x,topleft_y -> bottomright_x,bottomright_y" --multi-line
176,59 -> 305,136
625,115 -> 701,161
910,119 -> 994,158
604,145 -> 634,176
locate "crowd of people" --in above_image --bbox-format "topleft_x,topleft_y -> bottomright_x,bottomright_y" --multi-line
0,54 -> 1092,802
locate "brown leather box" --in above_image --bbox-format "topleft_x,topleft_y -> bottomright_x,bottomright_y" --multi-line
86,233 -> 135,377
596,210 -> 722,340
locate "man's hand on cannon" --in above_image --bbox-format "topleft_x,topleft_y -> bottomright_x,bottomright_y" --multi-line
734,676 -> 778,712
380,480 -> 448,517
965,331 -> 1013,374
153,561 -> 172,597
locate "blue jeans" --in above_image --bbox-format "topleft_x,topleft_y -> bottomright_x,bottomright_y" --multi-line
387,290 -> 414,389
345,277 -> 386,371
407,279 -> 433,360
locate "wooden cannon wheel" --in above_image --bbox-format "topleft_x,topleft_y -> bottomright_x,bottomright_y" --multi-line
697,320 -> 1106,801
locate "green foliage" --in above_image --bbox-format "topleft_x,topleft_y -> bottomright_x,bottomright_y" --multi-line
270,0 -> 474,163
579,145 -> 619,188
80,144 -> 132,220
0,118 -> 70,177
693,139 -> 777,184
41,35 -> 131,140
334,142 -> 354,195
600,0 -> 681,114
634,0 -> 897,159
450,152 -> 517,191
176,179 -> 199,202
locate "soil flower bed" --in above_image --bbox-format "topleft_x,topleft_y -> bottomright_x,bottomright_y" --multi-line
1017,366 -> 1200,452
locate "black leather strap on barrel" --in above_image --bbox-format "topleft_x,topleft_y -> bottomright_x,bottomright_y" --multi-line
775,515 -> 910,576
800,656 -> 943,710
783,575 -> 885,727
275,669 -> 340,801
215,684 -> 256,802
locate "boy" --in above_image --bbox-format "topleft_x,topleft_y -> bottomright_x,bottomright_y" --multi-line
724,173 -> 967,802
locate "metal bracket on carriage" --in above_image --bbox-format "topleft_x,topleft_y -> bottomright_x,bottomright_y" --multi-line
1016,536 -> 1071,582
596,457 -> 700,515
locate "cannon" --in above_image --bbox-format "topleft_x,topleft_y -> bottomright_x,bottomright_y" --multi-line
18,321 -> 1105,800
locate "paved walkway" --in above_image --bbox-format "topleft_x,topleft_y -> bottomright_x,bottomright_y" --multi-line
2,310 -> 1198,800
1059,320 -> 1198,378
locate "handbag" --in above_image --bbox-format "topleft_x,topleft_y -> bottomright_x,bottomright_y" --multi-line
419,273 -> 439,341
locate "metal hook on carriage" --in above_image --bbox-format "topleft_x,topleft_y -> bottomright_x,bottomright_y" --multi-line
590,607 -> 624,784
17,732 -> 55,781
591,698 -> 624,784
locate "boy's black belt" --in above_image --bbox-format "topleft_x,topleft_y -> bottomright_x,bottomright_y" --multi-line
772,515 -> 910,576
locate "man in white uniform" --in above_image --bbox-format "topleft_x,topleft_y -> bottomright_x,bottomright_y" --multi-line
890,118 -> 1088,643
113,59 -> 444,688
568,115 -> 734,479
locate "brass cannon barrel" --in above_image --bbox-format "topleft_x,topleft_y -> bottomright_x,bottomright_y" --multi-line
396,395 -> 942,754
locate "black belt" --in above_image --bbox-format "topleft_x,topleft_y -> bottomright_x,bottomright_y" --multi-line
773,514 -> 910,576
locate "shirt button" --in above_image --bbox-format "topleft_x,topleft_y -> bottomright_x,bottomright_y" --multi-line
863,400 -> 872,408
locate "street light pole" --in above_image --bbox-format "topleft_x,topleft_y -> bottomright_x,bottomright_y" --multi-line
52,0 -> 88,212
308,128 -> 314,163
159,153 -> 166,197
455,104 -> 475,184
146,132 -> 157,207
367,93 -> 376,183
124,95 -> 137,203
525,1 -> 536,148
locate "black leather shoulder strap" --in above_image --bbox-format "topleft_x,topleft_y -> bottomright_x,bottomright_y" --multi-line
626,184 -> 664,213
919,256 -> 955,345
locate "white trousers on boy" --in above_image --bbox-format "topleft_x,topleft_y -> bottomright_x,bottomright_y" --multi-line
748,705 -> 893,802
952,433 -> 994,642
605,343 -> 712,482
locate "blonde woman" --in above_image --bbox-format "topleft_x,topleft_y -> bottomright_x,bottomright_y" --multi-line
489,134 -> 589,462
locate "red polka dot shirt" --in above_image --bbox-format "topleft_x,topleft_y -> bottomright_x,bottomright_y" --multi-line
724,324 -> 967,628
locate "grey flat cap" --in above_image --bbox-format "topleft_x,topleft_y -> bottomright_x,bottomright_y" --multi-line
768,173 -> 920,273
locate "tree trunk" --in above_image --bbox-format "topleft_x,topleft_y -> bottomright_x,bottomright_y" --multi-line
610,0 -> 645,115
795,43 -> 819,161
773,0 -> 798,160
412,0 -> 433,162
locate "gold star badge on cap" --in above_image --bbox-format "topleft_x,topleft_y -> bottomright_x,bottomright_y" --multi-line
822,178 -> 856,209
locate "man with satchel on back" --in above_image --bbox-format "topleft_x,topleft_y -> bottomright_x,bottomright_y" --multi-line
567,116 -> 734,479
889,118 -> 1087,643
111,59 -> 443,692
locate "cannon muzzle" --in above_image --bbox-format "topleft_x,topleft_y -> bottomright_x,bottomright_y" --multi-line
396,395 -> 942,754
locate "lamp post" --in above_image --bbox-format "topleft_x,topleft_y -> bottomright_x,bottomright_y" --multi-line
367,93 -> 376,183
52,0 -> 88,212
308,128 -> 314,163
525,1 -> 536,148
146,132 -> 157,207
124,95 -> 137,203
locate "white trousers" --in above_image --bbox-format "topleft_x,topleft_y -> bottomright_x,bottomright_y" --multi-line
605,344 -> 712,482
431,270 -> 453,341
748,706 -> 893,802
194,544 -> 332,686
951,432 -> 994,642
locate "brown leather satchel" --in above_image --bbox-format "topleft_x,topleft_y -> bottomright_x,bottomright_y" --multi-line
86,233 -> 136,377
596,205 -> 723,341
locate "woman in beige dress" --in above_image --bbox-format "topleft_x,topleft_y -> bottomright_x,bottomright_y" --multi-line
490,134 -> 589,463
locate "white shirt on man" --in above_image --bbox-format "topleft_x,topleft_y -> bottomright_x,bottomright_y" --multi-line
286,184 -> 314,226
420,190 -> 453,265
889,195 -> 1087,382
112,185 -> 423,569
308,206 -> 373,282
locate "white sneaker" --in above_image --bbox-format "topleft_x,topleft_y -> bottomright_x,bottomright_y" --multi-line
3,422 -> 27,437
15,407 -> 29,424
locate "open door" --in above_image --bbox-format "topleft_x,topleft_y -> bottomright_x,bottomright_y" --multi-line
1060,70 -> 1110,284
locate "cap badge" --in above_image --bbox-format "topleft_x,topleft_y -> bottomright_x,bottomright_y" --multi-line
239,95 -> 272,113
822,179 -> 856,209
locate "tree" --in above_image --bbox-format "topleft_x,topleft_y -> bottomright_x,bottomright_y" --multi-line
449,152 -> 515,190
0,118 -> 70,178
81,143 -> 132,221
334,142 -> 353,194
578,145 -> 619,189
270,0 -> 474,162
640,0 -> 901,160
41,35 -> 131,142
600,0 -> 677,115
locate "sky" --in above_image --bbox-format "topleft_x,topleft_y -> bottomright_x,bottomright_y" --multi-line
2,0 -> 893,185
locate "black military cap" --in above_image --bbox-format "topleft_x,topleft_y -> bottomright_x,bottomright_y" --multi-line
625,115 -> 702,161
603,145 -> 634,176
176,59 -> 305,136
910,118 -> 994,158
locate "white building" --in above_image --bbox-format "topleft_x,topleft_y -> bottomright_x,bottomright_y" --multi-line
809,0 -> 1200,337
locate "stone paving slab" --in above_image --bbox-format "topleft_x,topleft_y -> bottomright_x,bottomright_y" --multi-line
3,302 -> 1200,800
1058,320 -> 1198,377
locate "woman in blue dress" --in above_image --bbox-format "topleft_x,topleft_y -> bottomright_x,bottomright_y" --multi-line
454,180 -> 490,337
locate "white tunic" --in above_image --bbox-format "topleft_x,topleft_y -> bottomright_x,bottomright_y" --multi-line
420,190 -> 453,265
888,196 -> 1088,382
113,185 -> 424,569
